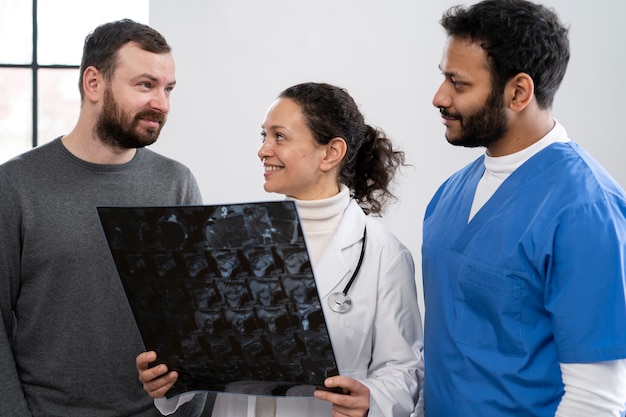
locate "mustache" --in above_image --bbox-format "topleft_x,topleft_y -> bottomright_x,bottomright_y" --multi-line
439,108 -> 461,120
134,109 -> 166,124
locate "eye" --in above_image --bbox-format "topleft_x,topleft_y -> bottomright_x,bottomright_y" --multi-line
275,133 -> 285,141
449,76 -> 465,89
260,131 -> 267,142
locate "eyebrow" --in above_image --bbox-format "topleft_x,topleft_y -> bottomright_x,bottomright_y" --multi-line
261,124 -> 287,131
438,65 -> 459,78
131,73 -> 176,87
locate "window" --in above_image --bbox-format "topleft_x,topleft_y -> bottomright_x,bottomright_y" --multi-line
0,0 -> 149,163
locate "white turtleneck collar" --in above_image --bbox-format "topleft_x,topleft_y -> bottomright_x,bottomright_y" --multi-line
469,120 -> 570,221
288,184 -> 351,266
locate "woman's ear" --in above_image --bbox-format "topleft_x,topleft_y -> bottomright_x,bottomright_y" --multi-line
506,72 -> 534,112
320,137 -> 347,172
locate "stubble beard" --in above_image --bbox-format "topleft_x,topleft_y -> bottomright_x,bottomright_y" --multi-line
443,87 -> 508,149
95,87 -> 166,149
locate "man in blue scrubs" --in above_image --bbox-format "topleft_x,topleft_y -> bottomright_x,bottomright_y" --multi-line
422,0 -> 626,415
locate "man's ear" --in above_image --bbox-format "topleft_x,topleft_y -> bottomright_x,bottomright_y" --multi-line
320,137 -> 347,172
82,66 -> 103,102
506,72 -> 534,112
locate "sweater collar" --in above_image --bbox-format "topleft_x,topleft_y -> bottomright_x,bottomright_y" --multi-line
289,184 -> 350,222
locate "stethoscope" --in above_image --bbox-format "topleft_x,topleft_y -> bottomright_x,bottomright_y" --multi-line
328,226 -> 367,314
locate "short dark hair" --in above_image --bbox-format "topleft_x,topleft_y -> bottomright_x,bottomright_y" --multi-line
78,19 -> 171,99
441,0 -> 570,108
279,82 -> 405,215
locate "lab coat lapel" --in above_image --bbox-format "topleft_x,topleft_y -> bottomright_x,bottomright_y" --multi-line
313,201 -> 366,299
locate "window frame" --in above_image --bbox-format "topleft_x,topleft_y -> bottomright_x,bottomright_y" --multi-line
0,0 -> 80,149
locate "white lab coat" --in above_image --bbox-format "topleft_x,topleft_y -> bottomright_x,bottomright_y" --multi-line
158,200 -> 424,417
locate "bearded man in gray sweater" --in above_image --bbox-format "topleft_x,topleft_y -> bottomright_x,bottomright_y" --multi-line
0,19 -> 205,417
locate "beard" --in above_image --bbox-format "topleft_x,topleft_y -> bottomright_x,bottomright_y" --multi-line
441,86 -> 507,149
95,87 -> 166,149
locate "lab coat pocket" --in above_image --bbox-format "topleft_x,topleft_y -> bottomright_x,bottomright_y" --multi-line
455,265 -> 524,357
332,323 -> 369,373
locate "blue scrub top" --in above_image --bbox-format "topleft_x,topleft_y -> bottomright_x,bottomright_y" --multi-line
422,142 -> 626,416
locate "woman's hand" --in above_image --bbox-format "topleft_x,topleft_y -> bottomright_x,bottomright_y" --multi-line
136,351 -> 178,398
314,375 -> 370,417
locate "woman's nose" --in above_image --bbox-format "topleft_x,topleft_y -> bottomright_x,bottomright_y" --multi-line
258,140 -> 272,160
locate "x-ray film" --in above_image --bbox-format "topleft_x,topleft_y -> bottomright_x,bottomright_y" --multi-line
97,201 -> 339,399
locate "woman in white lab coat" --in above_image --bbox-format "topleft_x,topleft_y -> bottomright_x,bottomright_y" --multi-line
137,82 -> 424,417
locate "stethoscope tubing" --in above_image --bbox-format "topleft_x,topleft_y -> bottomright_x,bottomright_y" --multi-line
328,226 -> 367,313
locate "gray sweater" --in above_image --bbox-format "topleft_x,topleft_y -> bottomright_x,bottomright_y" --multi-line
0,138 -> 204,417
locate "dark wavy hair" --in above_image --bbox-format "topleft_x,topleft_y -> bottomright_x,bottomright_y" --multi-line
78,19 -> 171,100
441,0 -> 570,109
279,82 -> 405,216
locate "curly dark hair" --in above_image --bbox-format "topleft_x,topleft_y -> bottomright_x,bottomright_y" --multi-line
441,0 -> 570,109
278,82 -> 405,216
78,19 -> 171,100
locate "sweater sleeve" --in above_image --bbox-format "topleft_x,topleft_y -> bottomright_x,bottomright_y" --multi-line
555,360 -> 626,417
0,167 -> 32,416
183,169 -> 203,205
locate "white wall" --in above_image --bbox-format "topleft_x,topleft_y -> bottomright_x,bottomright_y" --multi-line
149,0 -> 626,316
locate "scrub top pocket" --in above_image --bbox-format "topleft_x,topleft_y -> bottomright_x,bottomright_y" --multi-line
455,265 -> 525,357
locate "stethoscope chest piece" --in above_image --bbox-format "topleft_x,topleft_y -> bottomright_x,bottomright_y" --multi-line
328,292 -> 352,313
327,226 -> 367,314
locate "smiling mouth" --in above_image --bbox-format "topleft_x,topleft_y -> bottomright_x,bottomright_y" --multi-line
141,119 -> 160,128
264,165 -> 284,172
442,117 -> 459,127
